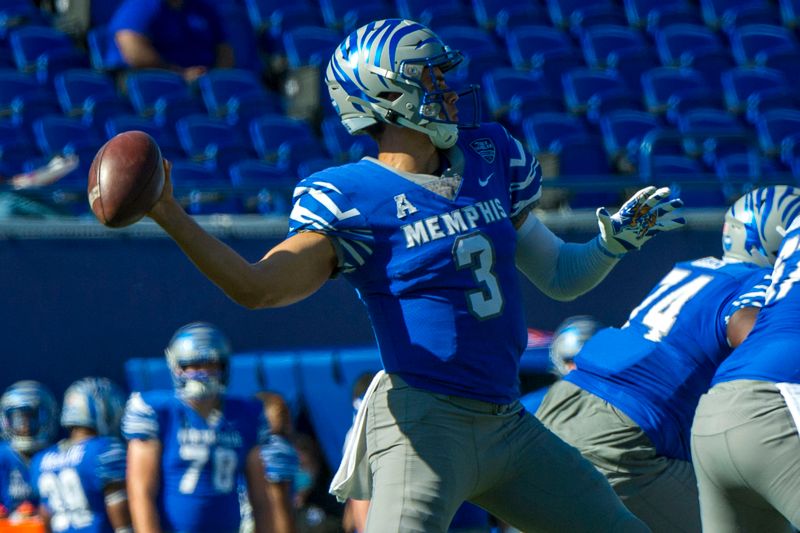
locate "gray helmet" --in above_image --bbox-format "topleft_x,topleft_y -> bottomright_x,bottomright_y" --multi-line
722,185 -> 800,266
326,19 -> 480,149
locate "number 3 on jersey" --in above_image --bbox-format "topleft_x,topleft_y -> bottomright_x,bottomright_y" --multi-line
453,233 -> 504,320
626,269 -> 712,342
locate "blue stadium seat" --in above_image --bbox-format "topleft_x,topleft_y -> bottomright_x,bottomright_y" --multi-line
297,157 -> 337,178
105,115 -> 184,160
562,68 -> 639,121
0,69 -> 48,117
720,66 -> 789,115
654,24 -> 724,67
260,352 -> 303,423
125,69 -> 192,117
756,109 -> 800,157
644,154 -> 726,207
282,26 -> 341,69
53,69 -> 130,126
9,93 -> 62,134
321,116 -> 378,162
554,135 -> 617,208
547,0 -> 623,34
9,26 -> 74,72
599,110 -> 662,166
494,5 -> 551,38
175,114 -> 257,173
729,24 -> 799,66
319,0 -> 364,29
437,26 -> 502,58
217,1 -> 262,74
781,0 -> 800,27
250,114 -> 316,163
473,0 -> 523,31
641,67 -> 708,113
340,3 -> 398,34
169,159 -> 241,215
198,68 -> 281,128
416,5 -> 477,31
701,0 -> 775,30
86,26 -> 112,71
397,0 -> 461,20
717,3 -> 782,33
228,353 -> 265,396
482,68 -> 554,121
448,49 -> 511,89
756,47 -> 800,86
245,0 -> 307,33
677,108 -> 753,167
624,0 -> 693,28
608,48 -> 661,93
0,121 -> 40,176
298,348 -> 382,469
229,158 -> 294,215
580,25 -> 647,70
277,137 -> 330,175
32,116 -> 102,188
715,152 -> 780,180
505,25 -> 574,70
522,112 -> 588,153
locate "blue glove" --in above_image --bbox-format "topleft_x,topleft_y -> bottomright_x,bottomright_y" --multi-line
597,186 -> 685,257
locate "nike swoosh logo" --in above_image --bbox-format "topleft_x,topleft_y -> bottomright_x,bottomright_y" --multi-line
478,172 -> 494,187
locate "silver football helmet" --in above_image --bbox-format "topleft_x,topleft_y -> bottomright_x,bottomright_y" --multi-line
61,377 -> 126,436
165,322 -> 232,401
0,380 -> 58,454
550,316 -> 602,376
722,185 -> 800,266
326,19 -> 480,149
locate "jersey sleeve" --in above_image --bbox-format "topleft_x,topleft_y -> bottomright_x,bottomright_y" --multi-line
287,177 -> 375,274
726,270 -> 772,322
108,0 -> 158,34
502,127 -> 542,219
95,439 -> 127,488
260,437 -> 299,484
121,392 -> 160,441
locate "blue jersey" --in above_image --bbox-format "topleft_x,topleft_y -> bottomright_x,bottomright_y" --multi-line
29,437 -> 126,533
261,434 -> 299,485
565,257 -> 770,460
122,391 -> 268,533
0,442 -> 34,513
288,124 -> 542,403
714,219 -> 800,384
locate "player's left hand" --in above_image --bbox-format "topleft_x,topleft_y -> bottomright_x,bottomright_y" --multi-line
596,186 -> 685,257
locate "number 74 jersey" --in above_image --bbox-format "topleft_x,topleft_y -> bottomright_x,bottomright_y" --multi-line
288,124 -> 542,404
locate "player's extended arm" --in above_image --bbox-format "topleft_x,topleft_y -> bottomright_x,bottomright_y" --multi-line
148,163 -> 337,309
245,447 -> 276,533
103,480 -> 132,533
515,186 -> 685,301
727,306 -> 760,348
127,439 -> 162,533
267,481 -> 296,533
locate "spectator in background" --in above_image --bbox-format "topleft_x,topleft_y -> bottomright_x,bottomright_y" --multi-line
29,377 -> 132,533
122,322 -> 273,533
520,316 -> 602,414
105,0 -> 233,82
0,380 -> 58,521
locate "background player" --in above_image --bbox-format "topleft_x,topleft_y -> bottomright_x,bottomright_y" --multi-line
142,18 -> 684,531
122,322 -> 274,533
29,377 -> 131,533
0,380 -> 58,519
692,204 -> 800,532
536,185 -> 800,532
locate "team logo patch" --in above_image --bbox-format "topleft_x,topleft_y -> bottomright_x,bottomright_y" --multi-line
470,138 -> 496,164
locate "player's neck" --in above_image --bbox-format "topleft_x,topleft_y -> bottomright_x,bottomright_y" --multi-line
187,397 -> 221,419
377,126 -> 440,175
69,427 -> 96,443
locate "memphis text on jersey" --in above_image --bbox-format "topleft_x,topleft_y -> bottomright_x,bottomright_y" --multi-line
400,198 -> 508,249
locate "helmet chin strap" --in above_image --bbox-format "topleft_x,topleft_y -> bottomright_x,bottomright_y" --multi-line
395,116 -> 459,149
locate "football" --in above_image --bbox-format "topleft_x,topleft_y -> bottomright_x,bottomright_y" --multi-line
88,131 -> 165,228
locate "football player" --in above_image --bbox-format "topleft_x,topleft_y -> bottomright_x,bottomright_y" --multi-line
536,185 -> 800,532
122,322 -> 273,533
0,380 -> 58,518
142,18 -> 685,531
692,199 -> 800,532
29,377 -> 131,533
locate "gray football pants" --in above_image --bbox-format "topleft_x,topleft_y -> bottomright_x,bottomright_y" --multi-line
536,380 -> 701,533
691,380 -> 800,533
364,373 -> 649,533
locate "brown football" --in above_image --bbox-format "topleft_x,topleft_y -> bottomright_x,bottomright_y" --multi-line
88,131 -> 165,228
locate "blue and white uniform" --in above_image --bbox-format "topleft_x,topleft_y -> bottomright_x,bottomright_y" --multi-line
29,437 -> 126,533
122,391 -> 267,533
692,218 -> 800,531
0,441 -> 35,513
566,258 -> 770,461
289,124 -> 540,403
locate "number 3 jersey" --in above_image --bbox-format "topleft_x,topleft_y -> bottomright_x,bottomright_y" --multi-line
29,437 -> 126,533
288,124 -> 542,404
714,217 -> 800,385
565,258 -> 771,461
121,391 -> 267,533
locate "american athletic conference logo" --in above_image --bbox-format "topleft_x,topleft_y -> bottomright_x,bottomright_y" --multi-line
469,138 -> 496,164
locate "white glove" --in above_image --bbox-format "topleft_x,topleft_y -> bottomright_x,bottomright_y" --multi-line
597,186 -> 685,257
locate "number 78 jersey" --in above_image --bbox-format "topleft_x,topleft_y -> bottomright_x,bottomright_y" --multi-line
288,124 -> 542,404
566,257 -> 770,461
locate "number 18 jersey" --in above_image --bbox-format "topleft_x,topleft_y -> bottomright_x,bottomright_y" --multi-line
288,124 -> 542,403
566,257 -> 770,460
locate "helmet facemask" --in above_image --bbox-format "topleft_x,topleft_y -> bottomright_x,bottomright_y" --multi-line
165,322 -> 232,402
